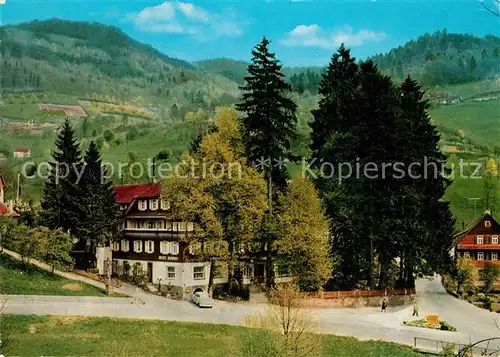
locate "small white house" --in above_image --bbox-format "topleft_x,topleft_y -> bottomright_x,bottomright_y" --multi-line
13,148 -> 31,158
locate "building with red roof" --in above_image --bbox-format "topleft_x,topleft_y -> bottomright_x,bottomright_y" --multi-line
105,182 -> 211,299
452,211 -> 500,268
13,148 -> 31,159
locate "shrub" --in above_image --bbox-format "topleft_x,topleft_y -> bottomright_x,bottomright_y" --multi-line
440,321 -> 457,331
483,299 -> 492,310
103,129 -> 114,142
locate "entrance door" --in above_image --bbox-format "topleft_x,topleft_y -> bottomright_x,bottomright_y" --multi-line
254,263 -> 265,283
147,262 -> 153,283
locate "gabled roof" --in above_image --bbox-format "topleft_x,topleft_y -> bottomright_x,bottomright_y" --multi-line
0,202 -> 19,217
452,212 -> 500,247
113,183 -> 161,204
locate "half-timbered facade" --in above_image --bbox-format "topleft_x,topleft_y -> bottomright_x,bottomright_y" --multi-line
452,211 -> 500,269
104,183 -> 210,298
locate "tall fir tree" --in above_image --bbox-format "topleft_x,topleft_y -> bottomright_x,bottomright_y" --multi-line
310,46 -> 455,289
236,37 -> 298,195
396,77 -> 455,283
236,38 -> 298,288
41,119 -> 85,237
78,140 -> 120,260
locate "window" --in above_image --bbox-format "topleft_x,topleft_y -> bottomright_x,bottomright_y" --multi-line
165,222 -> 172,231
121,239 -> 129,252
150,199 -> 159,211
160,241 -> 168,254
161,199 -> 170,210
145,240 -> 154,254
167,266 -> 176,279
493,236 -> 499,244
477,235 -> 484,244
172,222 -> 179,231
478,252 -> 484,260
156,221 -> 164,229
111,241 -> 120,251
492,253 -> 498,260
170,242 -> 179,255
148,221 -> 155,229
178,222 -> 186,231
138,200 -> 147,211
160,241 -> 179,255
243,265 -> 253,278
193,266 -> 205,280
464,251 -> 470,259
133,240 -> 143,253
485,220 -> 492,228
187,222 -> 194,232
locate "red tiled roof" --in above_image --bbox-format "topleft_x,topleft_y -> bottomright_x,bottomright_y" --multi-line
113,183 -> 161,204
14,148 -> 30,153
0,202 -> 19,217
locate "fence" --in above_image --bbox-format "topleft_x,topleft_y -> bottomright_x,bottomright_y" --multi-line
414,337 -> 500,356
301,288 -> 415,299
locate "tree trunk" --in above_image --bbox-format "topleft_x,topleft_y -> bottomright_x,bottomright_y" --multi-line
208,260 -> 214,298
368,233 -> 374,290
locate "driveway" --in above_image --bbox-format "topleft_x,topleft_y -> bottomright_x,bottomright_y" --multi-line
416,276 -> 500,342
4,276 -> 499,348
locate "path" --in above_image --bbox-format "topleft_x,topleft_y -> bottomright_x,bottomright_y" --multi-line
2,248 -> 499,348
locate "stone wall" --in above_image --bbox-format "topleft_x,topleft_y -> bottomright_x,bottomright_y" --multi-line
301,293 -> 415,308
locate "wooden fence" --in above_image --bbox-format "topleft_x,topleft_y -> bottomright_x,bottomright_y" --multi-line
301,288 -> 415,299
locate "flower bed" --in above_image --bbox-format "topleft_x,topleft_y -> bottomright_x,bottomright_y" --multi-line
403,318 -> 456,332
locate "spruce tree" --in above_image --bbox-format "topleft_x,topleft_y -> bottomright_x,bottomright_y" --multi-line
397,77 -> 454,282
236,37 -> 298,194
41,119 -> 85,236
78,141 -> 119,258
236,38 -> 298,288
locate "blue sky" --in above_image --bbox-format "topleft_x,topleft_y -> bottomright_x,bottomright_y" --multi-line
1,0 -> 499,66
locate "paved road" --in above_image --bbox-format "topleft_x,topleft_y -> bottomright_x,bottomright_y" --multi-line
4,275 -> 499,348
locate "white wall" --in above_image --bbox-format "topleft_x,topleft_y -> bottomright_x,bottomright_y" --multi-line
113,259 -> 210,291
96,247 -> 112,275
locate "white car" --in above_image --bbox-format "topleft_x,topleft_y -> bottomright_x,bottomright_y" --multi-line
191,291 -> 213,308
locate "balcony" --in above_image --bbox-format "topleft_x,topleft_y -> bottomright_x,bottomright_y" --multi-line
458,243 -> 500,250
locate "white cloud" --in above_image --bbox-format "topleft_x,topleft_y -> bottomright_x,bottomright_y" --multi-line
130,1 -> 242,39
282,24 -> 387,50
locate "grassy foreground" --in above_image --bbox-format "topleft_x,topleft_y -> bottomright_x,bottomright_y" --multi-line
0,253 -> 113,297
2,315 -> 422,357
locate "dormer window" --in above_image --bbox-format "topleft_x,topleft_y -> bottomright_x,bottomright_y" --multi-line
493,236 -> 499,244
485,221 -> 492,228
161,198 -> 170,210
138,200 -> 147,211
477,235 -> 484,244
150,199 -> 159,211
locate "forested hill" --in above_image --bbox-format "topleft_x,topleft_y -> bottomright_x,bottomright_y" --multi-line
199,30 -> 500,92
0,19 -> 239,106
371,30 -> 500,85
196,58 -> 324,93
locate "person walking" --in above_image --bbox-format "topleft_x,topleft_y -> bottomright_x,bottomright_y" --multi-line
381,298 -> 387,312
413,303 -> 419,316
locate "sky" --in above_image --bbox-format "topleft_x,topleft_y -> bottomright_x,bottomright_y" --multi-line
0,0 -> 499,66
